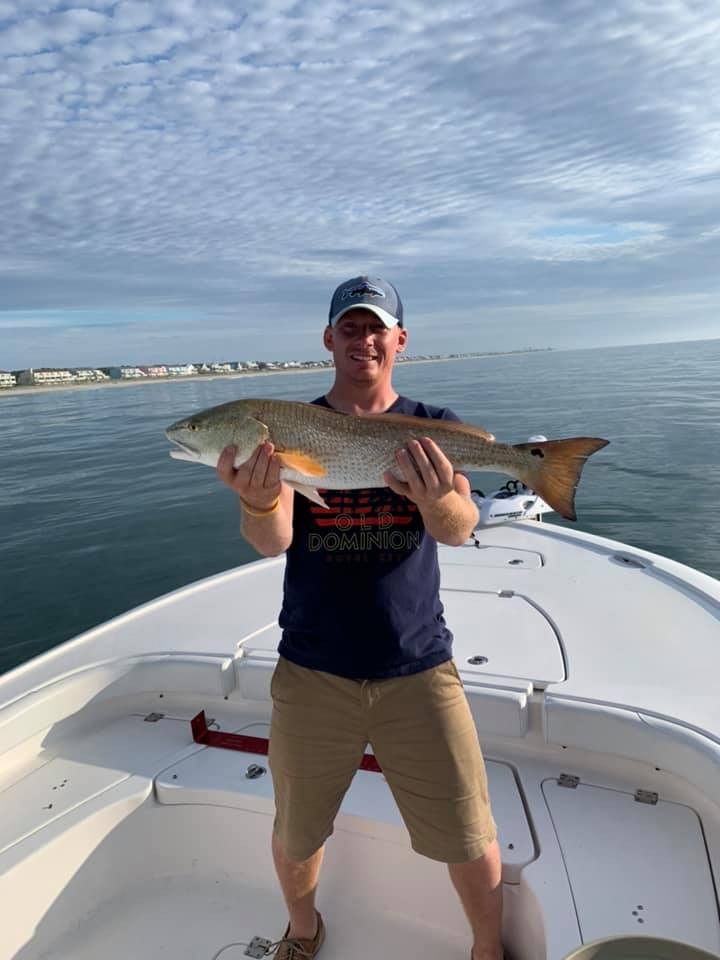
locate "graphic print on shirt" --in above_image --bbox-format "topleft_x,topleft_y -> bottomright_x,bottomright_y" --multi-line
305,486 -> 422,564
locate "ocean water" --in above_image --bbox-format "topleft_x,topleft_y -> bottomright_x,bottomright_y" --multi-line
1,338 -> 718,675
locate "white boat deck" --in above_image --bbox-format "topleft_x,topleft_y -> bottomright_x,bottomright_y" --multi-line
0,520 -> 718,960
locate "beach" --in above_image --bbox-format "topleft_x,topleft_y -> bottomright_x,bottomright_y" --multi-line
1,365 -> 330,398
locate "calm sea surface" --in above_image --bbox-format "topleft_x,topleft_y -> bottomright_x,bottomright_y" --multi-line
1,338 -> 719,675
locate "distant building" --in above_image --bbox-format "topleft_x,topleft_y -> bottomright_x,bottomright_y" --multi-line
106,367 -> 147,379
167,363 -> 197,376
146,365 -> 168,378
17,368 -> 75,385
72,368 -> 110,382
0,371 -> 16,388
197,362 -> 232,374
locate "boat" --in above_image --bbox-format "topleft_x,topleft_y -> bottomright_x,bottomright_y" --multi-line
1,498 -> 719,960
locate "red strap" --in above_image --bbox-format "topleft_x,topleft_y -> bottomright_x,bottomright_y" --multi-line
191,711 -> 382,773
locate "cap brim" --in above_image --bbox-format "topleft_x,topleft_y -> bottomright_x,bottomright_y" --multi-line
329,304 -> 400,328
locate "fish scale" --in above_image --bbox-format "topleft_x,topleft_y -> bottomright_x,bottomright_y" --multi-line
249,399 -> 498,487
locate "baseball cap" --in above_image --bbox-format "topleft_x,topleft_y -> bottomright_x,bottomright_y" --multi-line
328,276 -> 404,328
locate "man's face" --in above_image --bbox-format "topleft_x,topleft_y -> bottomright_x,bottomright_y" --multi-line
324,308 -> 407,381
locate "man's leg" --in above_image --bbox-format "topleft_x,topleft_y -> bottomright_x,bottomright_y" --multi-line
448,838 -> 503,960
268,658 -> 367,942
366,661 -> 502,959
271,831 -> 324,940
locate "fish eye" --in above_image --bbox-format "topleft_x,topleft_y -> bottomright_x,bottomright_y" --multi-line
189,424 -> 198,431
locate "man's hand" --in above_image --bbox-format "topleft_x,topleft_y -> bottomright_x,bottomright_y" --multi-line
383,436 -> 478,545
218,441 -> 294,556
383,436 -> 455,506
217,441 -> 283,510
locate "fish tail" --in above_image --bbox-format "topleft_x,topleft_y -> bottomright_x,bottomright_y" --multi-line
513,437 -> 609,521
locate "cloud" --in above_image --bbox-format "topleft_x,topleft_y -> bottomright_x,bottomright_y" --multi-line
0,8 -> 111,56
1,0 -> 720,367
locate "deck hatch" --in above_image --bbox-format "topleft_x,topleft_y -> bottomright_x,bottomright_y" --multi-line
156,748 -> 536,883
543,779 -> 720,951
440,585 -> 565,684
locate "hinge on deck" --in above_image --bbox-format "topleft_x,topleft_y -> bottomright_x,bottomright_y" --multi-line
144,712 -> 164,722
634,789 -> 659,805
558,773 -> 580,788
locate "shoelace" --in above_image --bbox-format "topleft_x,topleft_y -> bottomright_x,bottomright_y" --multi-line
267,936 -> 315,958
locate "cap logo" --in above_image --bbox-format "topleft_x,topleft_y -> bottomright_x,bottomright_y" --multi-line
342,281 -> 386,301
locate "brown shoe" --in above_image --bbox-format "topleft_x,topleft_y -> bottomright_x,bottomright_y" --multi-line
273,910 -> 325,959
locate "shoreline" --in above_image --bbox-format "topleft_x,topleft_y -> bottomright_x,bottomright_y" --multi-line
0,352 -> 541,398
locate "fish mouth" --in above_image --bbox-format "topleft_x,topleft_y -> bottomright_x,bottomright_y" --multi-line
166,434 -> 201,460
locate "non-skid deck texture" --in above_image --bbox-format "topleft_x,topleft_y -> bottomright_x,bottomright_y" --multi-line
11,803 -> 475,960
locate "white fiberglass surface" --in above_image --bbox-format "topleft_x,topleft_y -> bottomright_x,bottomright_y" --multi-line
543,780 -> 720,954
2,802 -> 484,960
438,527 -> 720,739
1,718 -> 718,960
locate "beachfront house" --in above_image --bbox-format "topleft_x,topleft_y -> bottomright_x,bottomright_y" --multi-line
106,367 -> 148,380
167,364 -> 197,377
0,371 -> 16,388
17,368 -> 75,386
72,368 -> 110,382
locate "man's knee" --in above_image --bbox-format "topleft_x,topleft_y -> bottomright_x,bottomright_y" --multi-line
272,823 -> 328,864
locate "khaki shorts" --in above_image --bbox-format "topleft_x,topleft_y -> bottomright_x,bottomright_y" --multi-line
268,656 -> 497,863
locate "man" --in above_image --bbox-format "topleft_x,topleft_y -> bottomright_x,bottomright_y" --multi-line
217,277 -> 503,960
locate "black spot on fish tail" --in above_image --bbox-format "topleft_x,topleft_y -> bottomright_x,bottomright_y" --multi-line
513,436 -> 609,521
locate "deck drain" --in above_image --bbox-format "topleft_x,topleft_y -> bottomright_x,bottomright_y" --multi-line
468,656 -> 488,666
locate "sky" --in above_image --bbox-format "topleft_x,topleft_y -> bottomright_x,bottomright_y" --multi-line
1,0 -> 720,369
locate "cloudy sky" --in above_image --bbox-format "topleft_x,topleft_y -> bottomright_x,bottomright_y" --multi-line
2,0 -> 720,368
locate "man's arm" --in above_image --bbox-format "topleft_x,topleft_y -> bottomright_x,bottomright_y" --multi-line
383,436 -> 478,547
217,442 -> 294,556
414,471 -> 478,546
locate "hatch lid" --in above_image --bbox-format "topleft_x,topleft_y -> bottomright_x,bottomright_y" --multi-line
543,779 -> 720,952
442,585 -> 565,685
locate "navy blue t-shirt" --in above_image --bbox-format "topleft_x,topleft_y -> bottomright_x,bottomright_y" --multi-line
277,395 -> 462,679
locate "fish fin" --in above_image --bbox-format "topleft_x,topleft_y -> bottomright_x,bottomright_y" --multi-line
276,449 -> 326,478
361,411 -> 495,442
248,416 -> 271,441
286,481 -> 329,508
232,416 -> 272,466
514,437 -> 609,521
